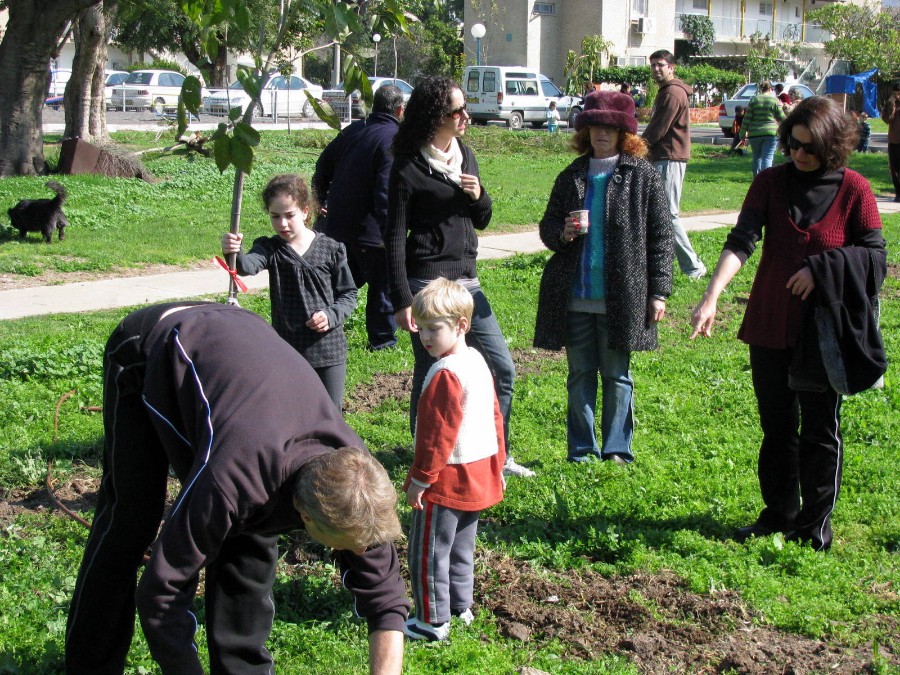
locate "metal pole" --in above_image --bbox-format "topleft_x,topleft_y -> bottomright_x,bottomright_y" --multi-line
476,37 -> 481,66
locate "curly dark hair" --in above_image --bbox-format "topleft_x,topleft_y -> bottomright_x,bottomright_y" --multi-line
261,173 -> 318,214
393,76 -> 458,157
777,96 -> 858,171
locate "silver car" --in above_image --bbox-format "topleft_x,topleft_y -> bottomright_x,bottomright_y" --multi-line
203,74 -> 324,118
718,82 -> 816,137
321,77 -> 414,120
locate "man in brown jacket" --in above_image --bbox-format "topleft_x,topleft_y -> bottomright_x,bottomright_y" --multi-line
642,50 -> 706,279
882,83 -> 900,202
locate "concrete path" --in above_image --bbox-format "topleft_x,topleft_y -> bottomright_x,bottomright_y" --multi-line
2,200 -> 898,321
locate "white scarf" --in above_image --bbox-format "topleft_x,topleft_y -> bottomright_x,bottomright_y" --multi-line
420,138 -> 463,184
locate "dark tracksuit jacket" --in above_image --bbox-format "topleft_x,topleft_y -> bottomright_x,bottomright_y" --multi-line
65,302 -> 408,675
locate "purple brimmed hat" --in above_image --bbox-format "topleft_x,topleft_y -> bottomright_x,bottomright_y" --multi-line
574,90 -> 637,133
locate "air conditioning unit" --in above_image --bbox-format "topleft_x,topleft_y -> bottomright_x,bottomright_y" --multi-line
637,17 -> 655,33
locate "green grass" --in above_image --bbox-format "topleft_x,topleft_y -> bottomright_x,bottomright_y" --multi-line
1,212 -> 898,672
1,129 -> 898,672
4,126 -> 894,279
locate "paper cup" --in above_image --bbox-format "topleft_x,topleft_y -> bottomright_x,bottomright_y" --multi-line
569,210 -> 590,234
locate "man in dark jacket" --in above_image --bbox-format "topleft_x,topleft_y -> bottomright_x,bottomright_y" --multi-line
313,85 -> 406,351
643,50 -> 706,280
65,302 -> 408,675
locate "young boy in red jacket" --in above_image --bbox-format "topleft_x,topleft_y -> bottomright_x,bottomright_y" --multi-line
403,278 -> 506,641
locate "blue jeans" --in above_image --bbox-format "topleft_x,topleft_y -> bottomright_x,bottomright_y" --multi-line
409,285 -> 514,455
749,136 -> 778,176
565,311 -> 634,462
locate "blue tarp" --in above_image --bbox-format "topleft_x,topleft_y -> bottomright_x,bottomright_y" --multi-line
824,69 -> 879,118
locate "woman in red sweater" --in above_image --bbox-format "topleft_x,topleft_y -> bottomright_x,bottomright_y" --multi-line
689,96 -> 886,551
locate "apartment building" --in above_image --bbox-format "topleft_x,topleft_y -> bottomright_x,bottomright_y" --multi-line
463,0 -> 858,89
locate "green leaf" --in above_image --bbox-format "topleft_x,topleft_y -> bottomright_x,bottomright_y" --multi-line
233,122 -> 260,147
228,106 -> 242,122
210,122 -> 228,141
181,0 -> 204,23
308,97 -> 342,131
205,31 -> 219,62
181,76 -> 203,115
235,3 -> 251,33
236,68 -> 263,100
230,138 -> 254,175
214,136 -> 232,173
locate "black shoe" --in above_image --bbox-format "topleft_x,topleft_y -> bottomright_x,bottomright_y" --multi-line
602,454 -> 629,465
734,523 -> 776,542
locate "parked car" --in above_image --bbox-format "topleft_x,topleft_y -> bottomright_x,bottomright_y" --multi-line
462,66 -> 582,129
718,82 -> 816,137
107,69 -> 194,112
321,77 -> 414,119
103,70 -> 129,108
203,74 -> 324,118
47,68 -> 72,98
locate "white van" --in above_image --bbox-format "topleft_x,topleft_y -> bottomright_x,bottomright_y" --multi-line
463,66 -> 582,129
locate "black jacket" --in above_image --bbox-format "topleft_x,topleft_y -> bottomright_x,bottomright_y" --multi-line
132,304 -> 409,669
313,112 -> 400,248
794,245 -> 888,394
385,139 -> 493,309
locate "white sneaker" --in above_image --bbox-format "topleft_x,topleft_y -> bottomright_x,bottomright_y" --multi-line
403,617 -> 450,641
453,608 -> 475,626
687,264 -> 708,280
503,459 -> 536,477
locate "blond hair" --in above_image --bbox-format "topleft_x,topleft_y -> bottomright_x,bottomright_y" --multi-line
294,446 -> 402,548
411,278 -> 473,327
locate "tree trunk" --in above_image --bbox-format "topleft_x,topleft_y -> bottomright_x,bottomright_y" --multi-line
64,4 -> 106,139
181,29 -> 229,87
0,0 -> 103,176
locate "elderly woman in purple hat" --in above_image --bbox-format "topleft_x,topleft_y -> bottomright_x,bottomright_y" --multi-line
534,90 -> 674,464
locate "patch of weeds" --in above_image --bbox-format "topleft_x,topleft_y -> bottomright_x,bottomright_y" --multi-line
0,342 -> 104,383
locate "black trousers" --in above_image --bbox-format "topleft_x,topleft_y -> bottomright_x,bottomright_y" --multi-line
749,346 -> 843,551
66,303 -> 279,674
346,245 -> 397,350
888,142 -> 900,199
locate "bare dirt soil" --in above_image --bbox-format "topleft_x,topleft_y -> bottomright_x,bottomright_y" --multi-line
0,261 -> 209,290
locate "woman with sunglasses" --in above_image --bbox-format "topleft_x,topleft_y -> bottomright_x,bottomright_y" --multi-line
385,75 -> 535,478
690,96 -> 886,551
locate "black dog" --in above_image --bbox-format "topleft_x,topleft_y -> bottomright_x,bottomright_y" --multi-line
8,180 -> 68,243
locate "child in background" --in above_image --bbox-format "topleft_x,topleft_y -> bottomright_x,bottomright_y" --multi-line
857,112 -> 871,153
546,100 -> 560,133
221,174 -> 357,410
728,106 -> 746,156
403,278 -> 506,642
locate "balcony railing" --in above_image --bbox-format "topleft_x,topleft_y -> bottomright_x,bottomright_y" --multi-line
676,13 -> 831,43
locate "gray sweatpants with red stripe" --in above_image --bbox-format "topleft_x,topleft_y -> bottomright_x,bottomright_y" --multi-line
408,501 -> 480,625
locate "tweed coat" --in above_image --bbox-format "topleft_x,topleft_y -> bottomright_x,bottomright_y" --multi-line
533,153 -> 674,352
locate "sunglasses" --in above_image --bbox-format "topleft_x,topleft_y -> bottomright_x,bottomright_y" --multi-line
786,135 -> 815,154
447,104 -> 468,118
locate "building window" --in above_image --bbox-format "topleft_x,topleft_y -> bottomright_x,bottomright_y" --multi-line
632,0 -> 649,17
533,2 -> 555,15
692,0 -> 707,9
759,2 -> 772,14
